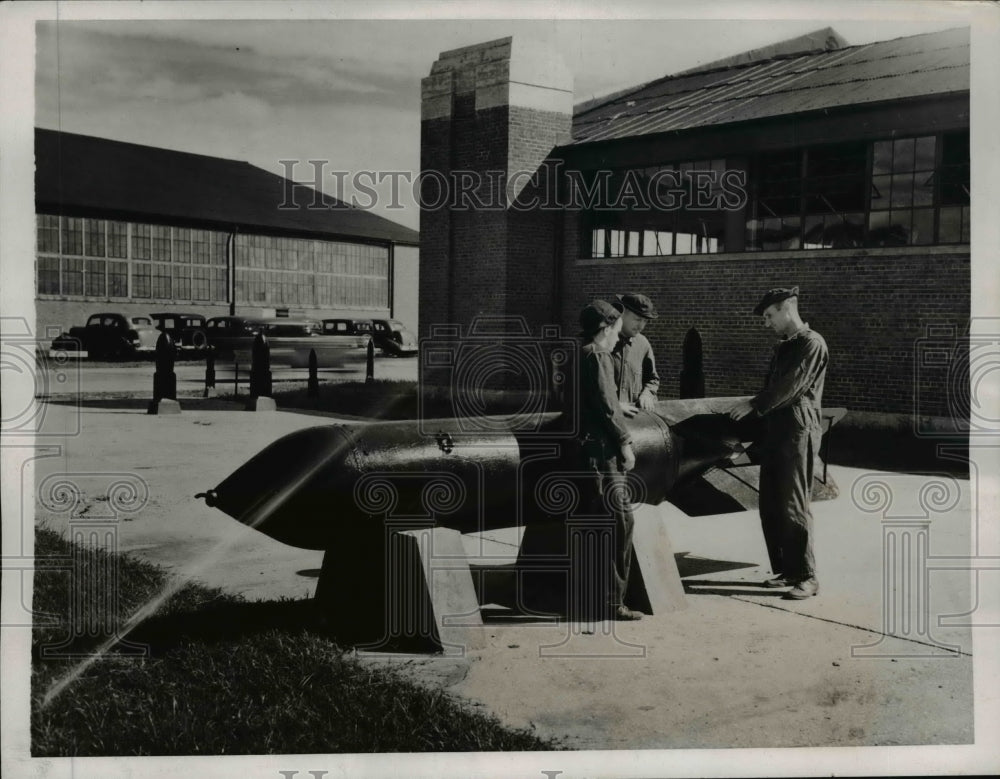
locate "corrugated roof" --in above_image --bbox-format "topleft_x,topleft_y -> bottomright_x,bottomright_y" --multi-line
35,128 -> 419,246
572,27 -> 969,145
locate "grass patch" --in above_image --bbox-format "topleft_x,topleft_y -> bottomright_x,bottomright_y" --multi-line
31,527 -> 558,755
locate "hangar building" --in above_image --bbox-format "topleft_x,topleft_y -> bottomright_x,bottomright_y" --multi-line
34,128 -> 419,340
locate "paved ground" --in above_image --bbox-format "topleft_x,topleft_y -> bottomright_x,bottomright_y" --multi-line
21,396 -> 977,751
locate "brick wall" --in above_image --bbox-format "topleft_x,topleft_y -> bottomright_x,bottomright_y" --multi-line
559,231 -> 970,415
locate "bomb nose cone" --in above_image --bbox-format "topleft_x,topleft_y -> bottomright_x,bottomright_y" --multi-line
203,425 -> 357,549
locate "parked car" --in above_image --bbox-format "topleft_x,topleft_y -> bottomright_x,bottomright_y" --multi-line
50,312 -> 160,359
204,316 -> 266,357
151,312 -> 209,350
257,318 -> 357,368
371,318 -> 418,356
320,318 -> 373,349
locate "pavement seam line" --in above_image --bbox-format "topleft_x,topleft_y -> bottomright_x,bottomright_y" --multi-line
730,595 -> 973,657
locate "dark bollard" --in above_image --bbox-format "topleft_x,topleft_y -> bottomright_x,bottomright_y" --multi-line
234,360 -> 239,396
307,349 -> 319,398
204,352 -> 217,398
365,337 -> 375,384
679,327 -> 705,399
148,331 -> 181,414
247,332 -> 276,411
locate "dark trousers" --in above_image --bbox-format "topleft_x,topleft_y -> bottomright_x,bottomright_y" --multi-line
580,445 -> 636,614
758,423 -> 821,582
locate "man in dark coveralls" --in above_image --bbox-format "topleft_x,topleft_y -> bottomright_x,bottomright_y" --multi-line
578,299 -> 644,621
729,286 -> 829,600
611,293 -> 660,417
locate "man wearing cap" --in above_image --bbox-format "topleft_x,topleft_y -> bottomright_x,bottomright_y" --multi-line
577,299 -> 643,621
729,286 -> 829,600
612,293 -> 661,417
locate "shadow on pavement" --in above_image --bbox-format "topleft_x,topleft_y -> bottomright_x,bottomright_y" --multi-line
674,552 -> 758,578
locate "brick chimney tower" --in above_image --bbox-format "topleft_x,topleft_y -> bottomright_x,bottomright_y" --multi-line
419,37 -> 573,339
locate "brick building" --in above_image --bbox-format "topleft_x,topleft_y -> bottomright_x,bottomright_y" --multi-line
35,128 -> 419,340
419,28 -> 970,418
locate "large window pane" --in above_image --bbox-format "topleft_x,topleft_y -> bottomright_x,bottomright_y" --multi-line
173,265 -> 191,299
108,221 -> 128,258
911,208 -> 934,245
85,259 -> 106,296
151,263 -> 171,298
133,263 -> 151,297
84,219 -> 106,257
63,257 -> 83,294
173,228 -> 191,263
132,224 -> 151,260
62,217 -> 83,256
38,214 -> 60,253
893,138 -> 916,173
38,256 -> 60,294
108,261 -> 128,297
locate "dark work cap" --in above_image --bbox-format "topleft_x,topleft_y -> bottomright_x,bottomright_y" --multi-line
579,299 -> 621,336
753,286 -> 799,316
615,292 -> 659,320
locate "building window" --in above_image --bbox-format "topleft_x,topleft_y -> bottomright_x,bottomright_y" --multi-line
151,225 -> 171,262
62,217 -> 83,256
173,228 -> 191,263
108,221 -> 128,258
133,263 -> 151,297
63,257 -> 84,295
173,265 -> 191,299
938,131 -> 970,244
151,263 -> 171,298
585,131 -> 970,258
132,224 -> 151,260
84,219 -> 106,257
108,261 -> 128,297
867,136 -> 936,246
585,159 -> 734,258
38,214 -> 60,253
212,268 -> 227,302
38,256 -> 60,294
193,265 -> 211,301
85,259 -> 106,296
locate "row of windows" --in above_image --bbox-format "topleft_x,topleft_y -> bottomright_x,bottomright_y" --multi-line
39,256 -> 390,308
38,216 -> 392,274
38,216 -> 229,264
585,132 -> 970,258
234,269 -> 389,308
37,257 -> 228,301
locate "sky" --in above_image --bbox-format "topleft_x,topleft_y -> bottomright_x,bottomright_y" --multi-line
32,8 -> 970,231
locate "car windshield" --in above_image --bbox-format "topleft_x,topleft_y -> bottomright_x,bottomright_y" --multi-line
131,317 -> 152,325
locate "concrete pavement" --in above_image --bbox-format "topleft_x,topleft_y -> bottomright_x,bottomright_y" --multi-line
25,398 -> 975,749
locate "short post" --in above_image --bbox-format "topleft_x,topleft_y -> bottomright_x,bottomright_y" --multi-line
366,338 -> 375,384
247,332 -> 276,411
148,332 -> 181,415
233,360 -> 239,397
679,327 -> 705,399
307,349 -> 319,398
203,352 -> 217,398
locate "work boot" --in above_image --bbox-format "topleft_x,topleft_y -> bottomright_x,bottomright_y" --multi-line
783,578 -> 819,600
612,605 -> 644,621
761,575 -> 791,588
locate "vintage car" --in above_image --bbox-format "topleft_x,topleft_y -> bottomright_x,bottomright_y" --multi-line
51,312 -> 161,359
371,318 -> 418,356
320,318 -> 374,349
151,312 -> 209,350
204,316 -> 267,358
257,318 -> 359,368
